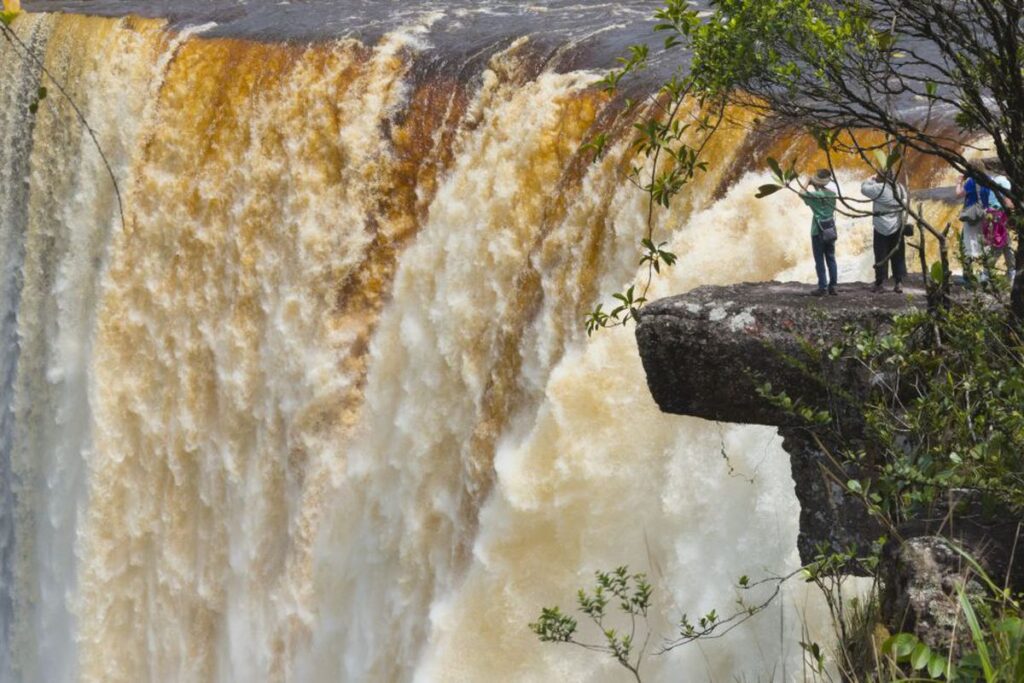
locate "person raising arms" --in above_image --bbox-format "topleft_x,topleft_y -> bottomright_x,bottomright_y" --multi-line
798,168 -> 840,296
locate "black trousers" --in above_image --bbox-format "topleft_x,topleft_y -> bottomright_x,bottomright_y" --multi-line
873,230 -> 906,284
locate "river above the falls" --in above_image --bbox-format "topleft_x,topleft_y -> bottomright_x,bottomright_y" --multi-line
24,0 -> 678,71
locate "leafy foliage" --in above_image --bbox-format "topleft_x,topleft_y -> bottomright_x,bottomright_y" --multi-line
582,2 -> 723,335
882,632 -> 951,679
532,565 -> 808,680
836,297 -> 1024,523
529,568 -> 654,682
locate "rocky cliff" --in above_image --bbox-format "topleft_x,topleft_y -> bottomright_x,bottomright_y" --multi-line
635,280 -> 930,565
636,279 -> 1024,648
635,280 -> 927,427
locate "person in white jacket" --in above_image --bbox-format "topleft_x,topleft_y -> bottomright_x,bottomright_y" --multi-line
861,173 -> 908,293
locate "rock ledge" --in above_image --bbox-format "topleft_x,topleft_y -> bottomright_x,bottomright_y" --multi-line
636,280 -> 927,426
635,279 -> 931,567
634,279 -> 1023,648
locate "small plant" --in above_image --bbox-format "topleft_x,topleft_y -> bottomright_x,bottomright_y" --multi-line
530,567 -> 653,682
532,566 -> 804,681
835,299 -> 1024,525
881,631 -> 952,680
582,2 -> 722,335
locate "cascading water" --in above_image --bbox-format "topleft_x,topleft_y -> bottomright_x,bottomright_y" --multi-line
0,5 -> 962,682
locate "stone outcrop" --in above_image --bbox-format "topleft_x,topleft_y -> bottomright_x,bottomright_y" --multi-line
880,536 -> 982,654
876,536 -> 978,655
635,280 -> 930,565
635,280 -> 927,428
635,278 -> 1024,650
885,500 -> 1024,649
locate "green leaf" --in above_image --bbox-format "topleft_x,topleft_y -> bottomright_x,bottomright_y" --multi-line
873,149 -> 888,170
930,261 -> 945,284
995,616 -> 1023,637
37,86 -> 47,101
582,133 -> 608,161
882,632 -> 917,659
767,156 -> 783,182
911,642 -> 931,670
876,31 -> 896,50
755,184 -> 783,198
957,586 -> 994,681
927,652 -> 946,678
0,10 -> 19,26
887,148 -> 901,170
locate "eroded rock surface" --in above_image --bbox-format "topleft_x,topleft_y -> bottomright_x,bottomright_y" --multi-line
635,279 -> 1023,640
881,536 -> 981,654
635,280 -> 927,427
635,280 -> 928,564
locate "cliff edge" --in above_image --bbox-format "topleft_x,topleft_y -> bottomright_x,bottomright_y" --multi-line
635,280 -> 1022,607
635,280 -> 927,426
635,280 -> 926,570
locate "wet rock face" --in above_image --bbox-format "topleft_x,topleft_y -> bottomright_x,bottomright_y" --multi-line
779,427 -> 881,569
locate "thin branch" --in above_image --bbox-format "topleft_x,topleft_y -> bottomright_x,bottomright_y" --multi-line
1,20 -> 125,231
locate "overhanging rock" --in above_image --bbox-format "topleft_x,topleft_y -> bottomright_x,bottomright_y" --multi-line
635,280 -> 929,566
635,280 -> 927,427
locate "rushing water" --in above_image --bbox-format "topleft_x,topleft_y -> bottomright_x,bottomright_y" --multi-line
0,6 -> 961,682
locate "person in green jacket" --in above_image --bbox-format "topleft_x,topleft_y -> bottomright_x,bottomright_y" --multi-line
798,168 -> 839,296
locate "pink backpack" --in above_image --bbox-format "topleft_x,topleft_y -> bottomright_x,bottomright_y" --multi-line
984,209 -> 1010,248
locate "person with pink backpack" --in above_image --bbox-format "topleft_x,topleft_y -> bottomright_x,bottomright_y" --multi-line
957,157 -> 1015,283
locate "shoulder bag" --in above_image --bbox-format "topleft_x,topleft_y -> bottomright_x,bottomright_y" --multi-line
960,183 -> 987,223
818,216 -> 838,244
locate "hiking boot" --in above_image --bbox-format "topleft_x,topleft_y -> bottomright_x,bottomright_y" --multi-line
811,288 -> 826,297
828,286 -> 837,296
893,282 -> 903,293
871,282 -> 885,293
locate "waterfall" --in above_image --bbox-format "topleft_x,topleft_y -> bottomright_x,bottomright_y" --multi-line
0,10 -> 960,682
